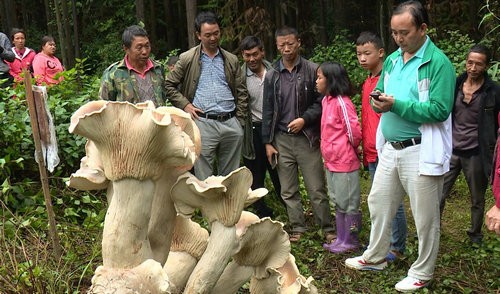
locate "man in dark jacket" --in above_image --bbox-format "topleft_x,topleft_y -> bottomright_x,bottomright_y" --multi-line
262,26 -> 334,243
440,44 -> 500,244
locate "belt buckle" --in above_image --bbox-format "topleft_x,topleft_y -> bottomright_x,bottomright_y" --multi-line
392,141 -> 404,150
215,114 -> 225,121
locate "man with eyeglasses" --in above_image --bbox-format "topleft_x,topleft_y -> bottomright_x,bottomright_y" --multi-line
99,25 -> 166,106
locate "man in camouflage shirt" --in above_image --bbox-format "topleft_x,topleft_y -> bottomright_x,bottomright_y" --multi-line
99,25 -> 166,106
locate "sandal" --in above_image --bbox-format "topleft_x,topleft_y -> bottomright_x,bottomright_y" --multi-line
289,232 -> 303,242
324,232 -> 337,244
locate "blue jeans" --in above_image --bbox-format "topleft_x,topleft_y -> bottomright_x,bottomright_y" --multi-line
369,160 -> 407,254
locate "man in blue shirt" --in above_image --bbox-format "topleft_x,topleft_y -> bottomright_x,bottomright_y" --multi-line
166,12 -> 248,180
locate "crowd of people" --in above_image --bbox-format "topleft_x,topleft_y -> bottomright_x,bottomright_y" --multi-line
0,29 -> 63,88
3,0 -> 499,292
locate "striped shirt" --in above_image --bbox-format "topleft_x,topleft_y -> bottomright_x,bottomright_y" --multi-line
192,50 -> 236,114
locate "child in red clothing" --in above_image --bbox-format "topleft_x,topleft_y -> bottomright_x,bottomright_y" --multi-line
316,61 -> 362,254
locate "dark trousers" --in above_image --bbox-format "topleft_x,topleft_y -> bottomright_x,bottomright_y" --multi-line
0,71 -> 13,88
243,122 -> 283,217
441,153 -> 487,241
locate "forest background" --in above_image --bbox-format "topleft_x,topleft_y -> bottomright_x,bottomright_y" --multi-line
0,0 -> 499,293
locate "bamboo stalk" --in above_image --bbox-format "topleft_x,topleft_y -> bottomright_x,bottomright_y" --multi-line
24,70 -> 62,259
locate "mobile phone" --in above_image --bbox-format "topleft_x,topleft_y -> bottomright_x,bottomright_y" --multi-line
271,153 -> 278,169
370,91 -> 381,101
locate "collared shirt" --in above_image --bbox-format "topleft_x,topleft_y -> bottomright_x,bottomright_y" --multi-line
125,56 -> 154,79
192,50 -> 236,114
452,89 -> 480,151
278,59 -> 300,132
380,37 -> 430,141
246,66 -> 266,122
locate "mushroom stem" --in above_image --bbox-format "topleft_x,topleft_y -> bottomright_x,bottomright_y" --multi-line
102,178 -> 155,268
212,260 -> 253,294
183,221 -> 239,293
164,251 -> 198,293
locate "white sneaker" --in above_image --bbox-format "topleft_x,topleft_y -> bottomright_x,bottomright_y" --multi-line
395,276 -> 430,292
345,256 -> 387,271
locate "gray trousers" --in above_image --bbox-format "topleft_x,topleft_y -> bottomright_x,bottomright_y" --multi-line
194,117 -> 243,180
441,153 -> 487,241
274,132 -> 333,233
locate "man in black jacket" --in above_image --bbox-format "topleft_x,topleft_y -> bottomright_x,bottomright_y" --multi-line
262,26 -> 334,243
440,44 -> 500,244
0,31 -> 15,88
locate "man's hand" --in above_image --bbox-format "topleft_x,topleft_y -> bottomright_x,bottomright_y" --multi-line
486,205 -> 500,235
371,93 -> 395,113
287,118 -> 305,133
183,103 -> 203,120
265,144 -> 278,165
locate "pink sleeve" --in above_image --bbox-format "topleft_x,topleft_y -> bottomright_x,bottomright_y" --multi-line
32,54 -> 45,85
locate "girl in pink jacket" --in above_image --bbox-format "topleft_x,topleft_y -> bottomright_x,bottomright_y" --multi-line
316,61 -> 362,254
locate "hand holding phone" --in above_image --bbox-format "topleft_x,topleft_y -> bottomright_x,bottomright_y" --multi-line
370,91 -> 381,101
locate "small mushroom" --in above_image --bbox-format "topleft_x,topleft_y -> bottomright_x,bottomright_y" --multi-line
212,214 -> 290,293
67,140 -> 108,190
170,167 -> 253,293
164,216 -> 209,293
250,254 -> 318,294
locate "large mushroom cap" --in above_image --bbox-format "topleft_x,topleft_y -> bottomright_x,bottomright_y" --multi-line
69,101 -> 198,181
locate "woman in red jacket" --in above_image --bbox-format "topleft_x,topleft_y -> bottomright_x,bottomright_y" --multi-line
5,28 -> 36,83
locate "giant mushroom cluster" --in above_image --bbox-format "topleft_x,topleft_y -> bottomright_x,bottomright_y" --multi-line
68,101 -> 318,293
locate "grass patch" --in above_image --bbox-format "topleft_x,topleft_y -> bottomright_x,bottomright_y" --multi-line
0,173 -> 498,293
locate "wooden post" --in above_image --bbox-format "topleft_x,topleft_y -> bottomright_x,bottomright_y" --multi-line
24,70 -> 62,259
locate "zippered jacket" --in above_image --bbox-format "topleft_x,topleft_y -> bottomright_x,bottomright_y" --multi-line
321,95 -> 362,172
262,56 -> 322,146
375,38 -> 456,175
165,44 -> 248,125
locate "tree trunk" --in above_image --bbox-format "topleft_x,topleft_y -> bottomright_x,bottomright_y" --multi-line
185,0 -> 197,48
71,0 -> 80,59
148,0 -> 158,55
61,0 -> 75,68
163,0 -> 175,48
136,0 -> 145,24
53,0 -> 68,67
44,0 -> 55,36
318,0 -> 328,45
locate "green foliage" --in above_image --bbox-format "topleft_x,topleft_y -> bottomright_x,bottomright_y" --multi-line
0,59 -> 99,212
432,30 -> 475,76
309,32 -> 370,111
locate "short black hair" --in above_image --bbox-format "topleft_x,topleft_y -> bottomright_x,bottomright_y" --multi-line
240,35 -> 264,52
468,44 -> 491,65
41,35 -> 55,49
318,61 -> 355,97
10,28 -> 26,41
393,0 -> 429,27
275,26 -> 299,40
356,31 -> 384,49
195,11 -> 219,33
122,25 -> 148,49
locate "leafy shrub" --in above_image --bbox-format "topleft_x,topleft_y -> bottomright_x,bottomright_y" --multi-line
0,58 -> 100,211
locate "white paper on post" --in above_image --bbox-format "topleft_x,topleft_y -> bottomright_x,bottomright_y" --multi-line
32,85 -> 60,172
